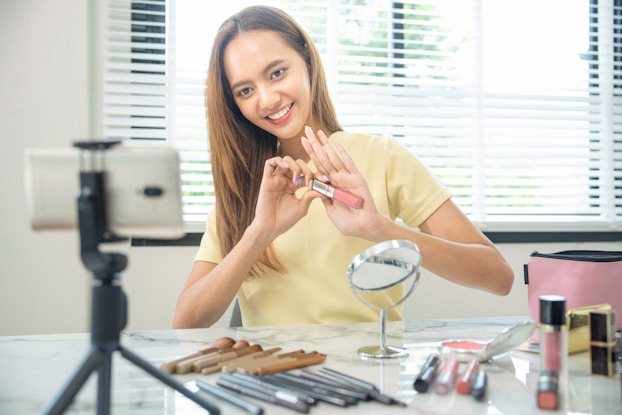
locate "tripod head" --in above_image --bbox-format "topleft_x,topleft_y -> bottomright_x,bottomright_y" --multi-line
74,141 -> 127,283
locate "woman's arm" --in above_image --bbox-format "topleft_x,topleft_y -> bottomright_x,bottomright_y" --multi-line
173,156 -> 320,328
361,199 -> 513,296
173,224 -> 271,329
301,127 -> 513,296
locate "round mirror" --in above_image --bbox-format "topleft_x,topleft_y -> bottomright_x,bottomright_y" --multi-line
347,240 -> 422,359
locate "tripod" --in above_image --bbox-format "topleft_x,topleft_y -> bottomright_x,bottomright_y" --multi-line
41,142 -> 220,415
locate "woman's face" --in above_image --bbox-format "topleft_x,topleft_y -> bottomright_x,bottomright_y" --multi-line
224,30 -> 312,142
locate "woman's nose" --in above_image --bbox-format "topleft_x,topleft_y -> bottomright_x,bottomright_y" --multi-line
257,86 -> 279,110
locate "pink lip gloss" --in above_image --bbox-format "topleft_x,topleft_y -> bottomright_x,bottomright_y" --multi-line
433,356 -> 459,395
308,180 -> 364,209
537,295 -> 567,410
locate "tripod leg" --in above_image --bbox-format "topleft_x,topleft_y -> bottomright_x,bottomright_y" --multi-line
41,347 -> 103,415
96,351 -> 112,415
119,345 -> 220,414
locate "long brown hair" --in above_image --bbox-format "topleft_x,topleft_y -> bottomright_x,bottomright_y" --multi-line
206,6 -> 342,277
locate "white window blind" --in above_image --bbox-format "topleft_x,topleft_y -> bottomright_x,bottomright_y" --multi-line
98,0 -> 622,233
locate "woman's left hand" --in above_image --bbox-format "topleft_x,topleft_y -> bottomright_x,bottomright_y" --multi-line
301,126 -> 382,237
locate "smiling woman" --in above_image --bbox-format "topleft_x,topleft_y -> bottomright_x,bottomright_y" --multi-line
170,5 -> 515,330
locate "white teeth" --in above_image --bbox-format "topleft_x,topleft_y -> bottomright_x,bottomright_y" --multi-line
267,104 -> 292,120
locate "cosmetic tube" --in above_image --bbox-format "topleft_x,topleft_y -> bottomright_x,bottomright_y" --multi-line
414,353 -> 441,393
538,295 -> 567,408
470,369 -> 487,401
433,356 -> 459,395
589,310 -> 617,377
308,180 -> 363,209
537,370 -> 559,410
456,358 -> 480,395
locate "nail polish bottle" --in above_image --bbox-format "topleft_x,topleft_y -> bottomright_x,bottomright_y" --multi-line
538,295 -> 567,410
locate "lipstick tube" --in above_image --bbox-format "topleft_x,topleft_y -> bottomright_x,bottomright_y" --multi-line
589,310 -> 617,377
413,353 -> 441,393
308,180 -> 364,209
456,358 -> 480,395
433,356 -> 459,395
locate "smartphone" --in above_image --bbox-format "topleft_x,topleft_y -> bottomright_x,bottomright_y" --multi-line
24,144 -> 186,239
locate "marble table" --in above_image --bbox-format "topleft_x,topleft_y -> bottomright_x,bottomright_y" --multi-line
1,316 -> 620,414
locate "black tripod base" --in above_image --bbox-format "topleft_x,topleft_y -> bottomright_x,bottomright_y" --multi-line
41,344 -> 220,415
40,284 -> 219,415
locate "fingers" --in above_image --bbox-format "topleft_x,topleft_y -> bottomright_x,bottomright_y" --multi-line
264,157 -> 290,177
280,156 -> 314,188
264,156 -> 315,190
302,126 -> 348,176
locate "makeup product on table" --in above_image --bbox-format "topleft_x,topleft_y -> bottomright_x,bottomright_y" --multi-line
470,368 -> 487,401
433,356 -> 459,395
317,367 -> 405,406
217,373 -> 311,414
537,295 -> 567,410
205,347 -> 282,374
439,320 -> 536,362
413,352 -> 441,393
255,352 -> 326,375
589,309 -> 617,377
159,336 -> 236,374
539,296 -> 568,375
537,370 -> 559,410
193,344 -> 263,372
230,372 -> 317,406
262,374 -> 349,407
195,379 -> 264,415
308,179 -> 364,209
456,357 -> 480,395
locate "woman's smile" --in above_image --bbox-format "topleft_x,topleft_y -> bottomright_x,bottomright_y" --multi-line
267,103 -> 294,124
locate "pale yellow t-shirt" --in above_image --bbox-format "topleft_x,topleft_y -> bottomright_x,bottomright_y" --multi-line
195,132 -> 452,326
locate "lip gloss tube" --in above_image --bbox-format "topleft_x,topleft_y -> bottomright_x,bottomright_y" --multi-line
413,353 -> 441,393
433,356 -> 459,395
456,358 -> 480,395
539,296 -> 567,374
308,180 -> 364,209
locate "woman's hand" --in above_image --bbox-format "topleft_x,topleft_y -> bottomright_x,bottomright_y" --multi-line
301,126 -> 384,237
250,155 -> 319,240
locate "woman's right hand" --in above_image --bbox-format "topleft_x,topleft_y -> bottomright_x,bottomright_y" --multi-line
250,156 -> 319,240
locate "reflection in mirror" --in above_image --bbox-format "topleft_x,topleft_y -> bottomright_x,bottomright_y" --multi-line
347,240 -> 422,359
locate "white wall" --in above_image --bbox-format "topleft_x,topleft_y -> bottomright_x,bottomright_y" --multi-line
1,0 -> 620,336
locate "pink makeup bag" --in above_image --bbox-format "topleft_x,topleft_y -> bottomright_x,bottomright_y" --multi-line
524,250 -> 622,330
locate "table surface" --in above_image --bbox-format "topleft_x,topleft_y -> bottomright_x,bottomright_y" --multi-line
1,316 -> 620,415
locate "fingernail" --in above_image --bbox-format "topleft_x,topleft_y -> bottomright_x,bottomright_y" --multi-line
295,176 -> 302,187
323,175 -> 331,181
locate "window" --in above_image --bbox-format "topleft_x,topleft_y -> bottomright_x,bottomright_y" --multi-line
98,0 -> 622,234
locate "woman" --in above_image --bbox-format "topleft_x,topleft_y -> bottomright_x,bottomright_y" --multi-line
173,5 -> 513,328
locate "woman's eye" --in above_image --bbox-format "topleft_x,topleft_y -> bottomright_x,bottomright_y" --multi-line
271,68 -> 285,79
237,87 -> 251,97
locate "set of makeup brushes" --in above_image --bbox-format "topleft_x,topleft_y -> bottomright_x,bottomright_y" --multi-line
160,336 -> 325,376
160,337 -> 405,414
